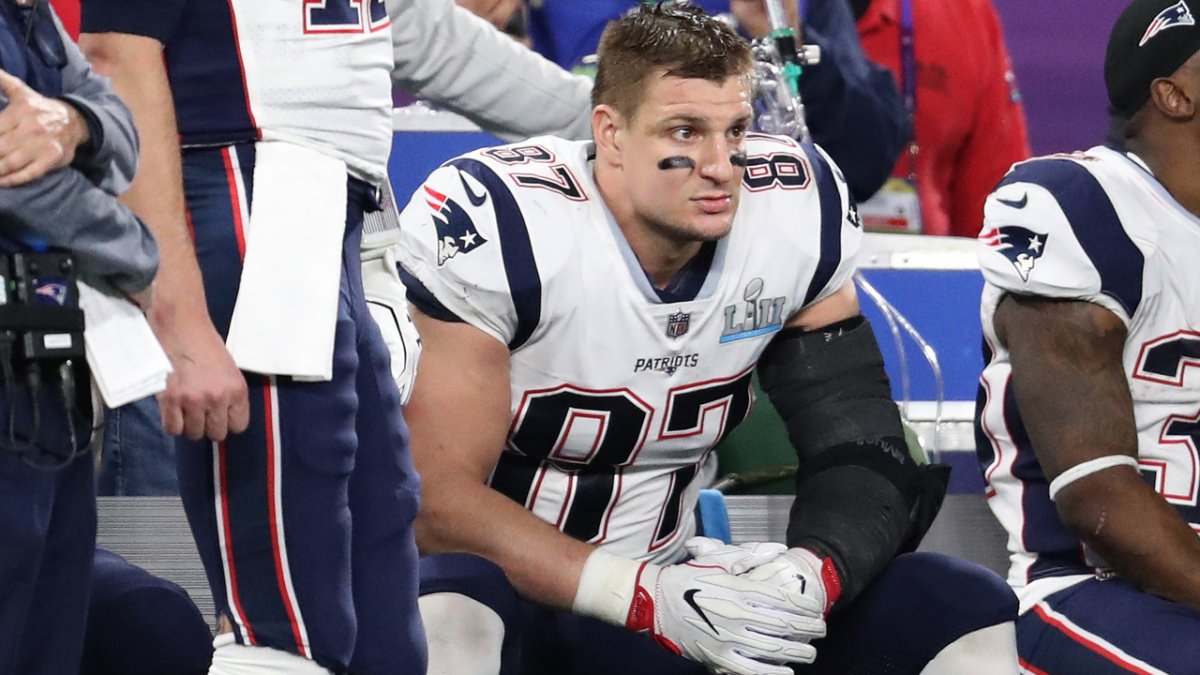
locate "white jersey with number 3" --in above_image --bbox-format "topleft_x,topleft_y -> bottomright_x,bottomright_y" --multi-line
978,145 -> 1200,604
397,134 -> 859,563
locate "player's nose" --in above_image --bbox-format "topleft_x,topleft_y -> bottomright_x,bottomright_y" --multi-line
697,136 -> 736,184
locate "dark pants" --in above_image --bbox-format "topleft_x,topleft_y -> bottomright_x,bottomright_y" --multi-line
1018,576 -> 1200,674
421,551 -> 1017,675
0,369 -> 96,674
175,144 -> 426,673
81,548 -> 213,675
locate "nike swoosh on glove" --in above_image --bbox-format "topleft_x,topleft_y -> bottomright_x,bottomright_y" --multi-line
629,552 -> 827,674
574,540 -> 830,674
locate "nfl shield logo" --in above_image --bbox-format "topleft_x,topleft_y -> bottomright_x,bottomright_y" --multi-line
666,311 -> 691,338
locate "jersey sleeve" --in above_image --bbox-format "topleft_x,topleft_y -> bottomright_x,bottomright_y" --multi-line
977,156 -> 1148,326
80,0 -> 186,43
797,142 -> 864,310
395,156 -> 541,348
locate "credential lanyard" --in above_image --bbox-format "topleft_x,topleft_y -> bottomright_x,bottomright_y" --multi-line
899,0 -> 917,181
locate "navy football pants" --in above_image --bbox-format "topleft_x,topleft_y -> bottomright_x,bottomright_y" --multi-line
82,547 -> 213,674
1017,576 -> 1200,674
421,550 -> 1017,674
175,144 -> 425,674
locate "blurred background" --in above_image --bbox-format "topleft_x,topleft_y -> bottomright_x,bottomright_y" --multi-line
994,0 -> 1126,154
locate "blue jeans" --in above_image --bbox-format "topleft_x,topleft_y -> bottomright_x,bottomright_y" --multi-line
98,396 -> 178,496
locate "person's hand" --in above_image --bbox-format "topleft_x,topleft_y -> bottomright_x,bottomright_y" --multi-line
632,550 -> 827,673
742,547 -> 843,618
728,0 -> 800,39
455,0 -> 524,30
0,68 -> 89,187
683,536 -> 788,574
149,306 -> 250,442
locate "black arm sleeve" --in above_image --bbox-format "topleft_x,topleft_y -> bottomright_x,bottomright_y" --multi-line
757,316 -> 948,608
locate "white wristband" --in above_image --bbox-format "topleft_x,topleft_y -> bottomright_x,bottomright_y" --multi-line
1048,455 -> 1139,501
572,549 -> 649,627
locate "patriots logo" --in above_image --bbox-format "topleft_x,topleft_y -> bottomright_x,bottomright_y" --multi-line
1140,1 -> 1194,46
34,282 -> 68,306
425,183 -> 488,266
980,226 -> 1048,282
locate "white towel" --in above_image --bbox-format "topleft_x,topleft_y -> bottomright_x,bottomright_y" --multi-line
226,141 -> 347,380
77,281 -> 172,408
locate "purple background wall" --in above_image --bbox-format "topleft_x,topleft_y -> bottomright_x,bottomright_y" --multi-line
994,0 -> 1128,154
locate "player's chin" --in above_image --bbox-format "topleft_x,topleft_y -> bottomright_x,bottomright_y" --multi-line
687,210 -> 735,240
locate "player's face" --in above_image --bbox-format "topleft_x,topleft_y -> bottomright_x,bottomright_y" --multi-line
621,73 -> 752,244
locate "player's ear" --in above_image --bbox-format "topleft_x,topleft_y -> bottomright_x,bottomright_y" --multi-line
1150,75 -> 1196,120
593,104 -> 623,156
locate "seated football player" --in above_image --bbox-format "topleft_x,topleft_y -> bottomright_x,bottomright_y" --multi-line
976,1 -> 1200,672
396,4 -> 1018,674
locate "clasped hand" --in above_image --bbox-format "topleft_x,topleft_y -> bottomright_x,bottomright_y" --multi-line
636,537 -> 834,675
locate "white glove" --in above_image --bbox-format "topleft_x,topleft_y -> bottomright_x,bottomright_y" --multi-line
361,238 -> 422,404
683,536 -> 788,575
574,548 -> 825,675
743,548 -> 843,619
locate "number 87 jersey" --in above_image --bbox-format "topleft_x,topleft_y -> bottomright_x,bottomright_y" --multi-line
395,134 -> 860,563
978,145 -> 1200,597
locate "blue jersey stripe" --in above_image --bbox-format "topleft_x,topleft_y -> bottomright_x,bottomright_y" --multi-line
975,340 -> 996,486
801,144 -> 844,307
80,0 -> 186,44
998,377 -> 1088,582
85,0 -> 258,146
168,2 -> 258,147
397,265 -> 463,324
447,159 -> 542,350
997,160 -> 1144,318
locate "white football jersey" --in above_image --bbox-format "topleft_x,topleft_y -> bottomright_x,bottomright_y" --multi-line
978,145 -> 1200,599
217,0 -> 393,183
397,134 -> 860,563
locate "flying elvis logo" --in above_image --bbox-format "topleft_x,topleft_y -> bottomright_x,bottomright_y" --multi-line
425,178 -> 488,266
1140,1 -> 1195,46
980,225 -> 1048,282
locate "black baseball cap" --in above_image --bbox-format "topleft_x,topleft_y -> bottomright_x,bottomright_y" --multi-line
1106,0 -> 1200,117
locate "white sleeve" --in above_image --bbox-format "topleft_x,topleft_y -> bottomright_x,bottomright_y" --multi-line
394,160 -> 522,345
388,0 -> 593,141
978,158 -> 1148,326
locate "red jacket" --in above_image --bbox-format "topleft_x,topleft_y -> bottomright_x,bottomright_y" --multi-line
857,0 -> 1030,237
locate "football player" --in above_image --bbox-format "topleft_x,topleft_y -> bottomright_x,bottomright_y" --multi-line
79,0 -> 603,670
79,1 -> 423,672
977,0 -> 1200,672
397,4 -> 1018,674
